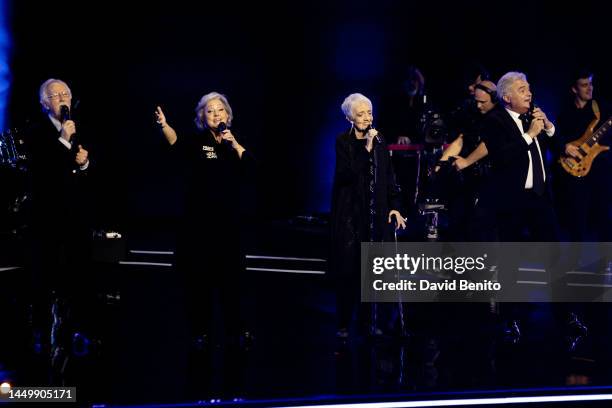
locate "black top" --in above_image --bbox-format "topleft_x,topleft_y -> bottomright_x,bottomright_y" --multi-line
172,128 -> 254,227
449,98 -> 482,153
556,100 -> 608,147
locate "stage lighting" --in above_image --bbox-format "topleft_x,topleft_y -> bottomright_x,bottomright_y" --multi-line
0,381 -> 11,395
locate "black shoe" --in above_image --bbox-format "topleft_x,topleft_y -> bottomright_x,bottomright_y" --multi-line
71,332 -> 92,357
192,333 -> 210,353
240,331 -> 255,351
31,329 -> 45,355
336,328 -> 349,339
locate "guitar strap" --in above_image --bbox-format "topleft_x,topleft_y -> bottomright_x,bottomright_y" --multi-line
592,99 -> 601,122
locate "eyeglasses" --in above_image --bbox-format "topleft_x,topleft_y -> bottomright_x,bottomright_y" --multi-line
47,91 -> 71,100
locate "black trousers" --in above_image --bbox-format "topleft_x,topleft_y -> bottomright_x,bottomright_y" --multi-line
554,169 -> 611,242
496,190 -> 559,243
177,224 -> 244,340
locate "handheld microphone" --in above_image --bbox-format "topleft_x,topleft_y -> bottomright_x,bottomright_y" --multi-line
528,100 -> 535,115
364,125 -> 382,144
216,122 -> 233,146
59,104 -> 80,156
60,105 -> 70,123
529,100 -> 543,127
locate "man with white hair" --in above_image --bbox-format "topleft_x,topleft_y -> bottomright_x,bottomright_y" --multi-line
478,72 -> 560,344
25,78 -> 93,384
479,71 -> 557,241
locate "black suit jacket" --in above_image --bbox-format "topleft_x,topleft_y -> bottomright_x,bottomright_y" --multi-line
25,115 -> 91,235
480,105 -> 554,210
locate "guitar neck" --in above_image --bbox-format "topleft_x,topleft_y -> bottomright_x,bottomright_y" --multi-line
587,117 -> 612,147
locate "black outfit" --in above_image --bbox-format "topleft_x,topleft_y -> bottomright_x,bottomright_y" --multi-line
479,105 -> 558,243
171,127 -> 255,397
479,105 -> 562,338
330,129 -> 402,332
553,100 -> 611,351
448,98 -> 481,148
172,128 -> 254,341
440,108 -> 495,241
553,99 -> 611,242
24,114 -> 93,384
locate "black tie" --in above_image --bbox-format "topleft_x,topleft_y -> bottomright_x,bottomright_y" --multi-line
519,114 -> 545,195
518,113 -> 530,133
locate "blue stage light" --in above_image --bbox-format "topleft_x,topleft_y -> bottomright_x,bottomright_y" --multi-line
0,0 -> 10,131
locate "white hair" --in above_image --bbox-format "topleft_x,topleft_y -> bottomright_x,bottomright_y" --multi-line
39,78 -> 71,108
497,71 -> 527,104
194,92 -> 234,130
341,93 -> 372,120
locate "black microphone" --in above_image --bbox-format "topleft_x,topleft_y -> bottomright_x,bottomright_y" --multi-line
60,105 -> 70,123
528,100 -> 541,128
59,104 -> 80,156
528,100 -> 535,116
216,122 -> 233,146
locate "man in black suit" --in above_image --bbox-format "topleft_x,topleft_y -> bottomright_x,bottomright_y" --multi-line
480,71 -> 558,242
479,72 -> 562,344
25,78 -> 92,384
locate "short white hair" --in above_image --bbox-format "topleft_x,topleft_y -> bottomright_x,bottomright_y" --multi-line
497,71 -> 527,104
39,78 -> 71,108
194,92 -> 234,130
341,93 -> 372,120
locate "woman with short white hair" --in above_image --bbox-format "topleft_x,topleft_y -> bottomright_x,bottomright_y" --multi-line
331,93 -> 407,340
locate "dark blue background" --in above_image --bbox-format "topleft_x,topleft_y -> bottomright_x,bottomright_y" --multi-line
6,0 -> 610,221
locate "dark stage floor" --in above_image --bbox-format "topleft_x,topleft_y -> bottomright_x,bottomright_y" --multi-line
1,217 -> 612,407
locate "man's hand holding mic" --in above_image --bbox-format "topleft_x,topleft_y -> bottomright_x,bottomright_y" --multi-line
527,116 -> 545,139
60,120 -> 76,143
59,104 -> 76,142
527,107 -> 553,139
533,107 -> 553,130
